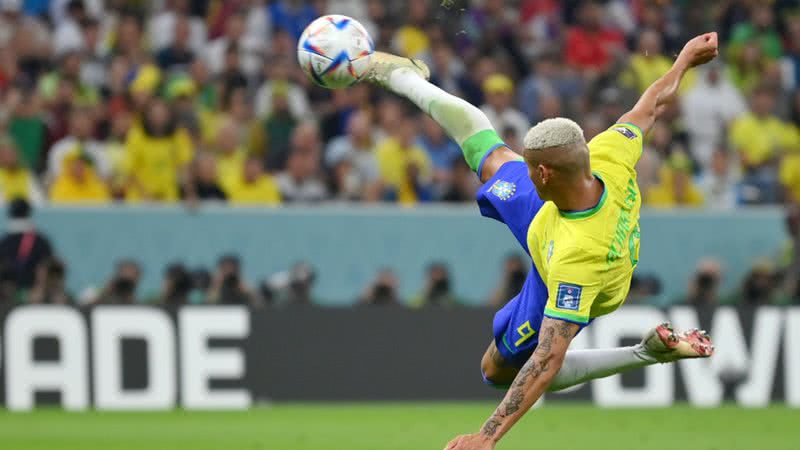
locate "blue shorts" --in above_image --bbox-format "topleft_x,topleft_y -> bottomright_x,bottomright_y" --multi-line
476,160 -> 589,368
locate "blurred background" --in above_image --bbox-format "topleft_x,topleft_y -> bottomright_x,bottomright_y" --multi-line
0,1 -> 797,448
0,0 -> 800,442
0,0 -> 799,308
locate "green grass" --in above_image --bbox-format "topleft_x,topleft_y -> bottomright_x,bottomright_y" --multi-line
0,403 -> 796,450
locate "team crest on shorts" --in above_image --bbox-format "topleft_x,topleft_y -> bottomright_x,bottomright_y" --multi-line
489,180 -> 516,200
556,283 -> 582,310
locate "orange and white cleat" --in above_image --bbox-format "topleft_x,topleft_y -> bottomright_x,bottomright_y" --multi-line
640,322 -> 714,363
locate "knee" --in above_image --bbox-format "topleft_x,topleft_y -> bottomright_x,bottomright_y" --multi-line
481,354 -> 513,388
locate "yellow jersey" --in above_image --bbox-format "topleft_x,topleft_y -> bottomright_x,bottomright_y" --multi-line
527,124 -> 643,324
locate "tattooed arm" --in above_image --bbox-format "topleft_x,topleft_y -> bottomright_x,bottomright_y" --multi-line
445,317 -> 579,450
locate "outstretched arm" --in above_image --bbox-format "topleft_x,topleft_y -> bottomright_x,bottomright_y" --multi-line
619,32 -> 719,136
445,317 -> 580,450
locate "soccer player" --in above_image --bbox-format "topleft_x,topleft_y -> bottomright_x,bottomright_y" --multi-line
364,32 -> 719,450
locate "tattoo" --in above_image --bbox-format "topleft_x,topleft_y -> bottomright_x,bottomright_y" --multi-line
481,416 -> 501,436
481,319 -> 578,439
555,319 -> 575,339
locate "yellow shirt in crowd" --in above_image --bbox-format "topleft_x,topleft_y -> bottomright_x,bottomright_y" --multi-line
621,55 -> 696,95
0,168 -> 34,202
50,170 -> 110,204
123,125 -> 193,202
375,137 -> 432,205
217,149 -> 247,193
729,113 -> 799,167
225,176 -> 282,205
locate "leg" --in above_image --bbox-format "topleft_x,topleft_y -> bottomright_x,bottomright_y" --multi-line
480,340 -> 518,388
548,323 -> 714,392
482,323 -> 714,392
366,53 -> 519,180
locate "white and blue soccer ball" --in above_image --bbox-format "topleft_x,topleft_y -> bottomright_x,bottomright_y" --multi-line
297,15 -> 374,89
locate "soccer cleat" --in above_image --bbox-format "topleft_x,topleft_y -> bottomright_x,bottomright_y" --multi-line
363,51 -> 430,87
639,322 -> 714,363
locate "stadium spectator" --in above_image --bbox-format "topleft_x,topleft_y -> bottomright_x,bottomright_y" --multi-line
480,74 -> 529,142
645,151 -> 705,208
0,198 -> 53,289
441,157 -> 480,203
682,63 -> 747,169
412,262 -> 457,308
251,81 -> 301,171
489,254 -> 528,307
563,0 -> 624,75
620,29 -> 676,95
155,14 -> 197,71
359,267 -> 401,306
51,0 -> 88,57
207,254 -> 260,306
123,98 -> 193,202
376,114 -> 433,204
149,1 -> 207,55
46,108 -> 109,183
226,155 -> 282,205
6,87 -> 47,171
324,110 -> 381,202
49,149 -> 110,204
417,115 -> 461,198
697,148 -> 739,210
211,121 -> 246,193
728,3 -> 783,61
183,152 -> 227,202
276,123 -> 328,203
93,259 -> 142,305
0,137 -> 45,206
730,86 -> 797,204
28,257 -> 72,304
686,259 -> 724,307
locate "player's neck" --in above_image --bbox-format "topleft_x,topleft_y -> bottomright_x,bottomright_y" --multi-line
553,175 -> 604,213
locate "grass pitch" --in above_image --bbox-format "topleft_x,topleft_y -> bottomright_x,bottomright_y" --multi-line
0,403 -> 795,450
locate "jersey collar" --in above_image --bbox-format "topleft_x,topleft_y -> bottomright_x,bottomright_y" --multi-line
559,173 -> 607,220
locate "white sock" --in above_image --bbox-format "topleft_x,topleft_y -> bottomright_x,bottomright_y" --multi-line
548,345 -> 657,392
387,68 -> 493,146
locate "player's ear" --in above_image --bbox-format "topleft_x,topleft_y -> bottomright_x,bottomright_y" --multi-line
538,164 -> 549,184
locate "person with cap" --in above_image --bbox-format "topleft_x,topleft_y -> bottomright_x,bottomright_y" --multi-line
479,73 -> 529,143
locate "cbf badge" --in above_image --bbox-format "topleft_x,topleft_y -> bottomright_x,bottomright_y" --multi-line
489,180 -> 516,201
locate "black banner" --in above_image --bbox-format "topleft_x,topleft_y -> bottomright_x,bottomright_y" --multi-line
0,305 -> 797,410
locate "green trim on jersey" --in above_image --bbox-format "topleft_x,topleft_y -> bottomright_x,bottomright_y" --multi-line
559,172 -> 608,219
617,122 -> 644,138
544,308 -> 590,324
462,129 -> 506,172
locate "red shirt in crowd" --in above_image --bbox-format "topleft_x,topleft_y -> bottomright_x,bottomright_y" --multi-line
565,26 -> 625,72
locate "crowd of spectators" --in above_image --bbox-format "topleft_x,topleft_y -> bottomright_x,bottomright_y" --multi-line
0,0 -> 797,208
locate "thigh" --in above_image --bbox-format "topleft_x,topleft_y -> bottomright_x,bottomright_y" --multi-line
491,270 -> 548,369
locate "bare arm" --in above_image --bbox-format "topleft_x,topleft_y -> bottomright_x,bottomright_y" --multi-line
619,32 -> 719,136
445,317 -> 580,449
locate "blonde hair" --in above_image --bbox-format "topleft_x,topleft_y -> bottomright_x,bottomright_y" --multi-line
523,117 -> 585,151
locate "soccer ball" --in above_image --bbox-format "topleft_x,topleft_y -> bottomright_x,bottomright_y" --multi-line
297,15 -> 374,89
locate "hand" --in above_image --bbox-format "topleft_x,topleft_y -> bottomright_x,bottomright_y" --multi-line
444,433 -> 495,450
677,32 -> 719,68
